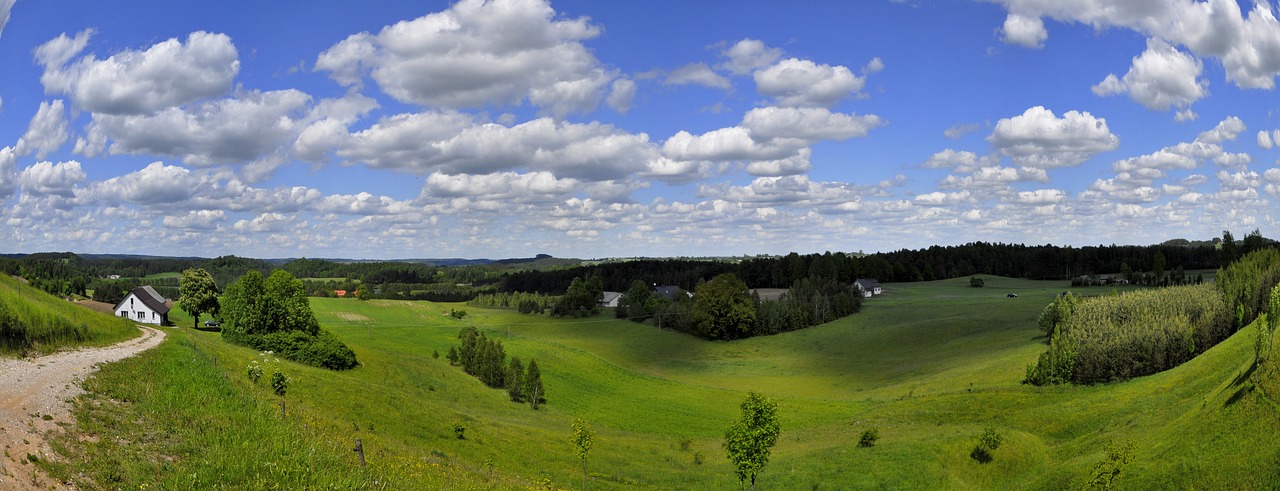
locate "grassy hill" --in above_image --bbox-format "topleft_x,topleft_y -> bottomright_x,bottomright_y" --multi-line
44,276 -> 1280,489
0,273 -> 138,356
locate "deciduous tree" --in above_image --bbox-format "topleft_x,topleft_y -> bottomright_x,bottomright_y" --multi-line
570,418 -> 595,490
694,273 -> 757,340
178,268 -> 220,328
723,391 -> 780,491
525,359 -> 544,410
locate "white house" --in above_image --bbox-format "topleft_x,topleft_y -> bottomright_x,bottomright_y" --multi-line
113,285 -> 170,325
854,279 -> 883,298
600,291 -> 623,308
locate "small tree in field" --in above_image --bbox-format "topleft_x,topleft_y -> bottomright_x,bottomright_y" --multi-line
970,426 -> 1003,463
525,359 -> 544,409
570,418 -> 595,490
355,283 -> 369,300
723,392 -> 780,491
969,276 -> 985,288
1084,440 -> 1135,490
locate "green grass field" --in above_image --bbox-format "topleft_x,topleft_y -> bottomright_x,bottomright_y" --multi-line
45,276 -> 1280,489
0,274 -> 138,356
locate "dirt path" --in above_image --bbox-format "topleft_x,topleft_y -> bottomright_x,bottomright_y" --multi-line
0,326 -> 167,490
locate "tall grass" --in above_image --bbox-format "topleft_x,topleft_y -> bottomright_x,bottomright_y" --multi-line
0,274 -> 136,356
45,329 -> 526,490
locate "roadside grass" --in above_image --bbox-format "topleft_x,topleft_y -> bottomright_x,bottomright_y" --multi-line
0,273 -> 137,356
43,275 -> 1280,489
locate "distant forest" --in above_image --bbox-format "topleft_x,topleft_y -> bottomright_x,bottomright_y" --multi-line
498,239 -> 1245,294
0,230 -> 1270,302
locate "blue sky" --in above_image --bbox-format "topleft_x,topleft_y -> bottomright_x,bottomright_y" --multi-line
0,0 -> 1278,259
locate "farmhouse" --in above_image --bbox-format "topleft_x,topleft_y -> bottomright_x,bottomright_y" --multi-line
654,285 -> 690,301
600,291 -> 623,308
113,285 -> 170,325
854,279 -> 883,298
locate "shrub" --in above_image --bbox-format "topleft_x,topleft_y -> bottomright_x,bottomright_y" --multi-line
454,424 -> 466,440
270,370 -> 288,397
970,276 -> 984,288
858,428 -> 880,448
970,426 -> 1003,463
228,328 -> 358,370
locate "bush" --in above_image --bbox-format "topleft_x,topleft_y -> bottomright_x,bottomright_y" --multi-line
225,328 -> 358,370
970,427 -> 1003,463
858,428 -> 879,448
970,276 -> 985,288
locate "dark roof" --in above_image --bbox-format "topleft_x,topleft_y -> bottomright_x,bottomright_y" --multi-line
654,285 -> 685,300
854,279 -> 882,289
115,285 -> 171,315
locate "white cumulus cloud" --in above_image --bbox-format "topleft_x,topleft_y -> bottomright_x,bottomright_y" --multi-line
1091,38 -> 1208,111
18,160 -> 85,197
315,0 -> 613,117
36,30 -> 239,115
720,38 -> 783,75
754,58 -> 863,107
15,99 -> 68,159
988,106 -> 1119,168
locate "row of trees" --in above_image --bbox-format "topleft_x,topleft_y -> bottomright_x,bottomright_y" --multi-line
447,326 -> 545,409
468,292 -> 558,314
1027,245 -> 1280,386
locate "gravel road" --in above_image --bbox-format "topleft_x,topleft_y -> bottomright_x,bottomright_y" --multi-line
0,326 -> 166,490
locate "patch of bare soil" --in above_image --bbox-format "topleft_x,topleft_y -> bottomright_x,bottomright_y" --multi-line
333,312 -> 370,322
0,326 -> 166,490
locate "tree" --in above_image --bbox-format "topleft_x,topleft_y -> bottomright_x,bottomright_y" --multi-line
354,283 -> 370,300
178,268 -> 220,328
970,426 -> 1004,463
506,357 -> 526,402
1152,251 -> 1166,285
525,359 -> 544,410
1085,440 -> 1135,490
693,273 -> 757,340
617,280 -> 655,321
723,391 -> 780,491
570,418 -> 595,490
969,276 -> 985,288
1222,230 -> 1238,265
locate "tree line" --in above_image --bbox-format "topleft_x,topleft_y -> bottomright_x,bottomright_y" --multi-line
1027,242 -> 1280,386
495,241 -> 1233,296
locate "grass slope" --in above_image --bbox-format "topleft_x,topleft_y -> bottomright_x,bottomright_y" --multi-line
46,276 -> 1280,489
0,273 -> 137,356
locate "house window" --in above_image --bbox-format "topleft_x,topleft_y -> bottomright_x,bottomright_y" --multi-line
137,311 -> 146,319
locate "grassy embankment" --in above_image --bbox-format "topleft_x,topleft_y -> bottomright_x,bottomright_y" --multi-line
0,273 -> 137,356
46,274 -> 1280,489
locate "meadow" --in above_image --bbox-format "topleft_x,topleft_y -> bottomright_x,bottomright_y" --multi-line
0,273 -> 137,356
43,275 -> 1280,489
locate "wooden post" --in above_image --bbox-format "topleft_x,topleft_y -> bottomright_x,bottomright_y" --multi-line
280,400 -> 286,418
353,438 -> 366,468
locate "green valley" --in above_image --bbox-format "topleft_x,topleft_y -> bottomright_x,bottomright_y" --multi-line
38,274 -> 1280,489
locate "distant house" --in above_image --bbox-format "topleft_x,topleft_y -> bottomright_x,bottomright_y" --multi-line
654,285 -> 690,301
600,291 -> 623,308
854,279 -> 883,298
334,290 -> 347,298
106,274 -> 121,280
113,285 -> 170,325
